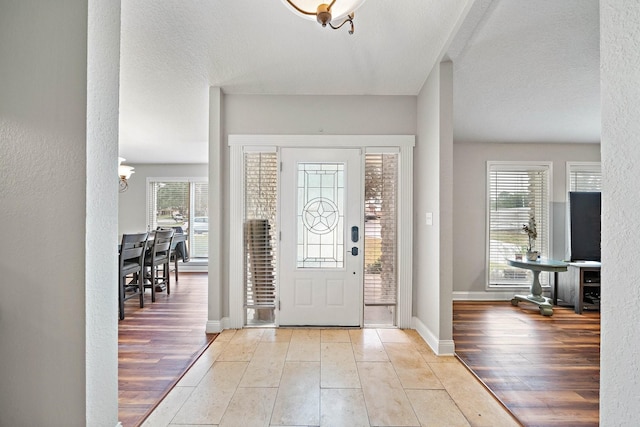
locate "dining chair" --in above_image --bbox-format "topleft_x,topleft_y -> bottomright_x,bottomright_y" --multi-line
144,228 -> 175,302
118,232 -> 149,320
158,226 -> 188,283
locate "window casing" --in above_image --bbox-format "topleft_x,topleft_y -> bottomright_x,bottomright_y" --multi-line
487,162 -> 551,288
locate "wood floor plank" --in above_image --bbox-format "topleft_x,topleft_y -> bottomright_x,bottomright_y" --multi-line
454,301 -> 599,427
118,272 -> 216,427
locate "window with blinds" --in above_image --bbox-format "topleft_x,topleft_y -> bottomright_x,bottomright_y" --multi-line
147,179 -> 208,259
487,163 -> 550,287
568,162 -> 601,192
566,162 -> 601,261
364,153 -> 398,324
244,152 -> 278,325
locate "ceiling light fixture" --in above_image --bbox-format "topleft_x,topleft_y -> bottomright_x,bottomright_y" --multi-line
118,157 -> 134,193
281,0 -> 367,34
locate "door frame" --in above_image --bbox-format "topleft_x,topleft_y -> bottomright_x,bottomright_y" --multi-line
228,135 -> 415,329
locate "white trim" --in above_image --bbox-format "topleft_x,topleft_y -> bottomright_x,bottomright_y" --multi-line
205,320 -> 223,333
397,145 -> 413,328
412,316 -> 455,356
243,145 -> 278,153
116,423 -> 123,427
229,134 -> 415,148
365,146 -> 401,154
485,160 -> 553,169
228,145 -> 245,329
179,263 -> 208,272
228,135 -> 415,329
145,176 -> 208,183
453,291 -> 519,301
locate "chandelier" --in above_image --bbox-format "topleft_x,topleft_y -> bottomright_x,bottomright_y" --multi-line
281,0 -> 367,34
118,157 -> 134,193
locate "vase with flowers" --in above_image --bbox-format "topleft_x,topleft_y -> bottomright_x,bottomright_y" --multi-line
523,213 -> 538,261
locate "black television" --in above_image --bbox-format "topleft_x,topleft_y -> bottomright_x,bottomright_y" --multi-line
569,191 -> 601,261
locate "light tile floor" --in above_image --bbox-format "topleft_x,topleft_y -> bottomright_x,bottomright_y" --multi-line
143,328 -> 519,427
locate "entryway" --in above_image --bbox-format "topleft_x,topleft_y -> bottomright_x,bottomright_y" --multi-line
228,135 -> 415,329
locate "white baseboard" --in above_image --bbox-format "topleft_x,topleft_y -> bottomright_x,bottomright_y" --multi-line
453,290 -> 551,301
453,291 -> 516,301
178,263 -> 209,272
412,317 -> 455,356
205,317 -> 232,333
205,320 -> 222,333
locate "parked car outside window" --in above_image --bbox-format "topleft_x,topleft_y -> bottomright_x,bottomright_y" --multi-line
193,216 -> 208,234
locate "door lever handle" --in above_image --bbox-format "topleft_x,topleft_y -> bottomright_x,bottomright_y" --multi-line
350,247 -> 358,256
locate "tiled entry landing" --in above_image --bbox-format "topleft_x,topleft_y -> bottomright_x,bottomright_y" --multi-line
143,328 -> 518,427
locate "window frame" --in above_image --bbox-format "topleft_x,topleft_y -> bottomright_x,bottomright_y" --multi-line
485,161 -> 553,290
146,176 -> 209,259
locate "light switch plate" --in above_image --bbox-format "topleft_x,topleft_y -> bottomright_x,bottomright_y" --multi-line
425,212 -> 433,226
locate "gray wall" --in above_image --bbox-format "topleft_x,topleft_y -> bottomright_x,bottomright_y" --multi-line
413,61 -> 455,353
600,1 -> 640,424
452,142 -> 600,296
0,1 -> 120,425
217,94 -> 417,321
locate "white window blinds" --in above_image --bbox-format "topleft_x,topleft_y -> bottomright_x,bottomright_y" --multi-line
244,152 -> 278,325
147,179 -> 208,258
487,163 -> 550,287
147,181 -> 189,230
568,163 -> 601,192
364,153 -> 398,305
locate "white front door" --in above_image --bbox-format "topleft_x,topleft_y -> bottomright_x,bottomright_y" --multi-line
279,148 -> 362,326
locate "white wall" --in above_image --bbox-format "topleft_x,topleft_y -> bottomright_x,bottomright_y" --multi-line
600,1 -> 640,425
452,142 -> 600,297
0,1 -> 120,425
118,163 -> 208,235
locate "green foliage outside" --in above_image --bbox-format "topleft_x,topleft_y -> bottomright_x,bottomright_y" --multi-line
491,191 -> 529,210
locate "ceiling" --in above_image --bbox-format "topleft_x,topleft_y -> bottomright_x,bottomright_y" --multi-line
118,0 -> 600,163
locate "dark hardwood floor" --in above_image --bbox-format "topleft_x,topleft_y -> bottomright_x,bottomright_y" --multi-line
118,276 -> 599,426
118,272 -> 216,427
453,301 -> 600,427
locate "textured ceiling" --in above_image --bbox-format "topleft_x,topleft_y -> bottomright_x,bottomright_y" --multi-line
118,0 -> 600,163
450,0 -> 600,144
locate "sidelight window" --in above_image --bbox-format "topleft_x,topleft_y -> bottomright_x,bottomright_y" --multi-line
364,153 -> 398,325
244,152 -> 278,325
